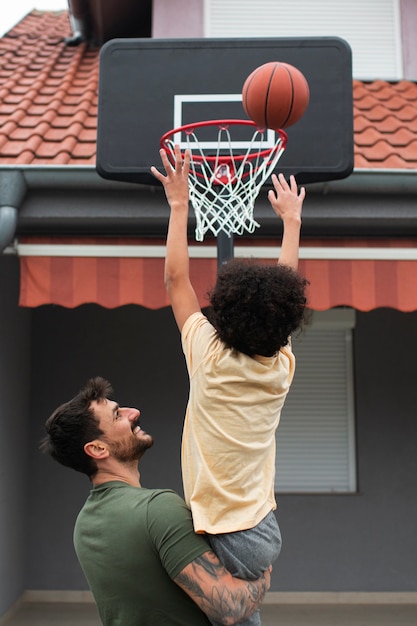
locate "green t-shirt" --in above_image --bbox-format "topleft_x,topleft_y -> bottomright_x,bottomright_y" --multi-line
73,482 -> 211,625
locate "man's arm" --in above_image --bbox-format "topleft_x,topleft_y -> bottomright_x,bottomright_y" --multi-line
151,145 -> 201,331
267,172 -> 305,270
174,550 -> 270,625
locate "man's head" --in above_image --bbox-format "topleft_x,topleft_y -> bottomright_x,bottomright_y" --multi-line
40,377 -> 153,479
208,259 -> 308,357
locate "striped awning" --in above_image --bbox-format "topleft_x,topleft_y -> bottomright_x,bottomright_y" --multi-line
17,236 -> 417,312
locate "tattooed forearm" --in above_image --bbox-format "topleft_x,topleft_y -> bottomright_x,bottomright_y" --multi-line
192,552 -> 223,577
175,551 -> 269,625
175,568 -> 206,600
245,576 -> 268,604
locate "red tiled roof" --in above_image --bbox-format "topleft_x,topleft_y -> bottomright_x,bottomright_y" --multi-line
0,10 -> 98,165
1,10 -> 417,169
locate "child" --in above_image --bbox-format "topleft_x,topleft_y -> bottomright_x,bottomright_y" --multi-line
151,146 -> 308,626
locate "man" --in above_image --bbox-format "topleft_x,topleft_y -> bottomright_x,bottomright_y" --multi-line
41,376 -> 270,626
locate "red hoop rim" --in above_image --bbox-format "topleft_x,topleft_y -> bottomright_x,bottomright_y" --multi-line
160,119 -> 288,164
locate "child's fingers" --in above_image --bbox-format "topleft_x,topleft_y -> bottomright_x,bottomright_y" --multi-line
268,188 -> 276,203
270,173 -> 283,195
171,145 -> 191,176
159,148 -> 173,171
182,149 -> 191,175
150,165 -> 165,182
277,173 -> 291,191
289,175 -> 298,193
173,144 -> 182,170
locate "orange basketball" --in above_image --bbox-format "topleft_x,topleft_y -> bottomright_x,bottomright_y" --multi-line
242,62 -> 310,130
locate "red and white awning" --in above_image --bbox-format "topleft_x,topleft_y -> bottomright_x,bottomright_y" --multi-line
17,236 -> 417,312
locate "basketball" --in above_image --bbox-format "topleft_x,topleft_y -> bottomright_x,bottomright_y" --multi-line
242,62 -> 310,130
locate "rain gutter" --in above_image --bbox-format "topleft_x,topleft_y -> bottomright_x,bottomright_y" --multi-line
1,166 -> 416,254
0,165 -> 416,194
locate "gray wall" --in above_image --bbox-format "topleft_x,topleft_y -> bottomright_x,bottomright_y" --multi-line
276,309 -> 417,590
25,305 -> 417,593
0,257 -> 31,616
27,304 -> 188,590
273,308 -> 417,591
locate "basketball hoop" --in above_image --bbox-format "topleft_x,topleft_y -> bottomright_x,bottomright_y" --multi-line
160,120 -> 287,241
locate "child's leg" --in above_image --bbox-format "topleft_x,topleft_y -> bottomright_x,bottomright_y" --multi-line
206,510 -> 281,626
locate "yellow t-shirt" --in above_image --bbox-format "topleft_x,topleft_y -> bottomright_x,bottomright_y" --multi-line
181,312 -> 295,534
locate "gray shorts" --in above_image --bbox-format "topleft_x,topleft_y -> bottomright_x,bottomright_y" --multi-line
206,510 -> 282,626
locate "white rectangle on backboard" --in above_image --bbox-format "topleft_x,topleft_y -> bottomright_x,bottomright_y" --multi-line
172,94 -> 276,149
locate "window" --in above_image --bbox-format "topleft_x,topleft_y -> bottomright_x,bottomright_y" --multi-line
275,308 -> 356,493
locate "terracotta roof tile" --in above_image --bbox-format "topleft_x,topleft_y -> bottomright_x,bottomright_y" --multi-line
0,150 -> 34,165
389,128 -> 417,147
0,135 -> 9,150
0,12 -> 417,170
1,135 -> 43,157
36,136 -> 78,158
394,105 -> 417,122
8,121 -> 50,141
0,120 -> 18,135
354,127 -> 382,147
71,142 -> 96,159
353,79 -> 417,169
43,123 -> 83,141
78,127 -> 97,142
50,111 -> 89,128
83,115 -> 97,129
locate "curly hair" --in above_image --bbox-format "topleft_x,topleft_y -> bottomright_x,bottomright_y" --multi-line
207,259 -> 308,357
40,377 -> 113,478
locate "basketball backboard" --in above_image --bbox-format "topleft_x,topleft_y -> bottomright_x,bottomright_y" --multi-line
96,37 -> 354,186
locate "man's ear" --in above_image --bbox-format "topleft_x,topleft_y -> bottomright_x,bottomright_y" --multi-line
84,440 -> 110,460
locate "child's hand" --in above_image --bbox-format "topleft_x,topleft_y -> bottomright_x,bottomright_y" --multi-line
150,144 -> 191,209
268,173 -> 305,224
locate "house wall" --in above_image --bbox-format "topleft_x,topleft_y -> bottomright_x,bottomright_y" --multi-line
276,308 -> 417,591
0,257 -> 31,616
25,304 -> 417,592
26,304 -> 187,590
153,0 -> 417,81
152,0 -> 204,37
400,0 -> 417,79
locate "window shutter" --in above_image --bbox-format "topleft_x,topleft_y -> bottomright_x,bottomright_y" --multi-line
275,309 -> 356,493
205,0 -> 402,80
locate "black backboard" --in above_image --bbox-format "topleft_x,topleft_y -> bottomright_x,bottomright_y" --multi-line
96,37 -> 354,186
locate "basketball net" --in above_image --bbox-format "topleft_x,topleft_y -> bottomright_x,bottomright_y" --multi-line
161,120 -> 287,241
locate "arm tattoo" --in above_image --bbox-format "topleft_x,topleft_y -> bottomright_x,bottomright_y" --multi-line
175,551 -> 268,623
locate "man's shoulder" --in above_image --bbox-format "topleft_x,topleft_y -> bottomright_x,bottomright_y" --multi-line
74,487 -> 190,540
78,484 -> 184,515
146,489 -> 192,517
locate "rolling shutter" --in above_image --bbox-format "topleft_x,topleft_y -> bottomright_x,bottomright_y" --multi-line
205,0 -> 402,80
275,309 -> 356,493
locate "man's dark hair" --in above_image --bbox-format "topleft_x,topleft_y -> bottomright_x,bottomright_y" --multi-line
40,377 -> 113,478
208,259 -> 308,357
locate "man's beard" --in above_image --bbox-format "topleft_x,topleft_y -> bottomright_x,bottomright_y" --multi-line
110,433 -> 154,464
